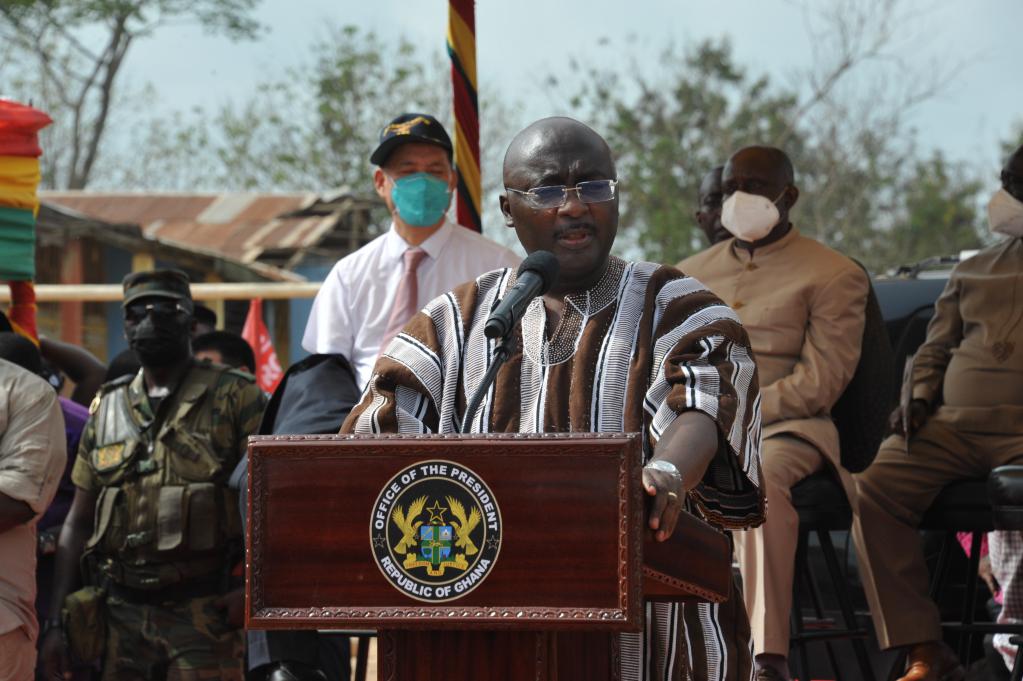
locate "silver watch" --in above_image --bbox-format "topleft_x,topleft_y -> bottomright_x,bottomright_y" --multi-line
645,459 -> 682,479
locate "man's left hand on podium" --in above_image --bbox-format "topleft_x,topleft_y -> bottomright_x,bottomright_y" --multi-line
643,461 -> 685,542
645,410 -> 720,541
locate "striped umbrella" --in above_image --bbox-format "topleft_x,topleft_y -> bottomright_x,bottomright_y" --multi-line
447,0 -> 481,232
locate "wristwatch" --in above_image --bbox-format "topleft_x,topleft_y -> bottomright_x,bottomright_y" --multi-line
644,459 -> 682,479
41,617 -> 62,635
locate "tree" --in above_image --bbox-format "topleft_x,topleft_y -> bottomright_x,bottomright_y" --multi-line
95,25 -> 524,249
886,152 -> 983,266
0,0 -> 262,189
555,0 -> 974,272
552,38 -> 803,265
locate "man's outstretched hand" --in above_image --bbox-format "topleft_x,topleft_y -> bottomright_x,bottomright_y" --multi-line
644,464 -> 685,542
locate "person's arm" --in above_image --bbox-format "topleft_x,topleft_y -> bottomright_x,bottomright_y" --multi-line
646,279 -> 764,536
341,307 -> 446,435
645,411 -> 719,541
40,486 -> 97,679
302,261 -> 356,357
39,337 -> 107,407
46,488 -> 97,614
0,379 -> 66,527
0,492 -> 33,532
759,264 -> 869,424
342,358 -> 440,434
910,270 -> 964,409
229,378 -> 268,462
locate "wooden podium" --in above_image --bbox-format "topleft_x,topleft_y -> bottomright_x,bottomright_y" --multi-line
247,433 -> 729,680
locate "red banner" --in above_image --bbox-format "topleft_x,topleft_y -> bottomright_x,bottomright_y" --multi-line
241,298 -> 283,393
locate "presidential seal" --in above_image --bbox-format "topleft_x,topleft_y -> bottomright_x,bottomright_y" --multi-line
370,460 -> 502,602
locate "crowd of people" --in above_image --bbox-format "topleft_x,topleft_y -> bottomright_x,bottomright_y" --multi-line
0,111 -> 1020,681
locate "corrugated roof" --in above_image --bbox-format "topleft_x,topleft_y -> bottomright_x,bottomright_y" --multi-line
40,191 -> 382,266
35,202 -> 306,283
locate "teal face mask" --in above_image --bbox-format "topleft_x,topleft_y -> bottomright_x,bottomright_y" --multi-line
389,172 -> 452,227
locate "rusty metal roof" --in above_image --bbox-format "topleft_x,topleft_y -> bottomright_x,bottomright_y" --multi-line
40,190 -> 384,269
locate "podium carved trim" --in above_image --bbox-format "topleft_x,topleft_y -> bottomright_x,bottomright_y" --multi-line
247,433 -> 643,631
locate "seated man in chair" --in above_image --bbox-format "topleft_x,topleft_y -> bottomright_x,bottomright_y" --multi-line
679,145 -> 869,681
852,144 -> 1023,681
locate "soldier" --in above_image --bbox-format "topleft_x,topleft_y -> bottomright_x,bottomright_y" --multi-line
39,270 -> 265,681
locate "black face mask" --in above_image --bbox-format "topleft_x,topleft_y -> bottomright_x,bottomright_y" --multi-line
126,314 -> 192,368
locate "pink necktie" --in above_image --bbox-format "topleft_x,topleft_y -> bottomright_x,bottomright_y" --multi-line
380,247 -> 428,352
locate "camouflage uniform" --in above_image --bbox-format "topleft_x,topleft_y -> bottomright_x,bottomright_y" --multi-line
71,359 -> 265,681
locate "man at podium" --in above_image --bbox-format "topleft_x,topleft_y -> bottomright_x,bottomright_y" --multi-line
342,117 -> 765,680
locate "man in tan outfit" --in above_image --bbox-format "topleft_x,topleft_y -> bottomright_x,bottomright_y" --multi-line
852,144 -> 1023,681
680,146 -> 869,681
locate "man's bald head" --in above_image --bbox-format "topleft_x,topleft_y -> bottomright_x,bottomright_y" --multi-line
725,146 -> 794,187
502,117 -> 615,188
499,116 -> 619,295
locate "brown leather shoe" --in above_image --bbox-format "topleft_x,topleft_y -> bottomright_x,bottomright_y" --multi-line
897,641 -> 965,681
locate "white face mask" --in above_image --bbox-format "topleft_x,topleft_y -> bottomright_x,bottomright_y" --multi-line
988,187 -> 1023,238
721,190 -> 784,242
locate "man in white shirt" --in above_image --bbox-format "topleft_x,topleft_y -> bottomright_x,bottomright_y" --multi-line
302,112 -> 520,388
251,114 -> 517,681
0,358 -> 65,681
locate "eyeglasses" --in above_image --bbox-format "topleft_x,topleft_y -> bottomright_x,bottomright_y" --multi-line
505,179 -> 618,210
124,300 -> 190,323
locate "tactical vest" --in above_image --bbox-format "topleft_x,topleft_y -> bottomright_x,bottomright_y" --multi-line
84,363 -> 243,591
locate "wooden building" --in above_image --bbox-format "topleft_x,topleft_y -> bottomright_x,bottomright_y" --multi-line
37,190 -> 386,363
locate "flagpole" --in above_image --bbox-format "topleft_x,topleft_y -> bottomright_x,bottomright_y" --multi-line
447,0 -> 482,232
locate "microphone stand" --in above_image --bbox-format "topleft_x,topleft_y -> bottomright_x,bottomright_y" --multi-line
460,331 -> 518,434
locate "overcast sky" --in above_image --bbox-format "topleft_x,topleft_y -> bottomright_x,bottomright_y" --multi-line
117,0 -> 1021,183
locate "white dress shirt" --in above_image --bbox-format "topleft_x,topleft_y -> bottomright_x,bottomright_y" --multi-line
302,219 -> 520,388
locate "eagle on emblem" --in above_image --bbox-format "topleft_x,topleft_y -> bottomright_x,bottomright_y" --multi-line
391,495 -> 427,554
445,496 -> 482,556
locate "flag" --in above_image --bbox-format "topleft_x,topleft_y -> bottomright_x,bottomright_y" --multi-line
241,298 -> 283,393
447,0 -> 481,231
0,99 -> 51,341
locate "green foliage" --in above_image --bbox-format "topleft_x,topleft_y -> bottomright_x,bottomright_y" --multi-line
98,25 -> 522,234
557,38 -> 803,264
886,152 -> 982,263
558,36 -> 985,273
57,17 -> 994,273
110,26 -> 450,193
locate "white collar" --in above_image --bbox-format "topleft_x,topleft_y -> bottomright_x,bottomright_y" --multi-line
382,219 -> 455,263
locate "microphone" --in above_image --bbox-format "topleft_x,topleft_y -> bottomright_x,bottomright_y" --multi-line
484,250 -> 560,340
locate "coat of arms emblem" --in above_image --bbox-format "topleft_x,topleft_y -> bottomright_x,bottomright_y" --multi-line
370,461 -> 501,602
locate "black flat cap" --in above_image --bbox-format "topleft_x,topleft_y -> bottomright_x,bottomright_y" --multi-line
122,269 -> 193,308
369,113 -> 453,166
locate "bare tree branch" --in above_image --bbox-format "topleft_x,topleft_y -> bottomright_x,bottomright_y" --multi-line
0,0 -> 260,189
